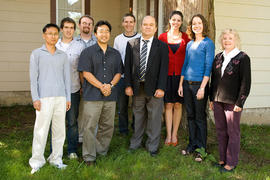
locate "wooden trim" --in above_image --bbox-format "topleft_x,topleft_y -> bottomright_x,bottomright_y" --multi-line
50,0 -> 56,23
129,0 -> 133,13
154,0 -> 158,25
146,0 -> 150,15
85,0 -> 90,15
154,0 -> 159,38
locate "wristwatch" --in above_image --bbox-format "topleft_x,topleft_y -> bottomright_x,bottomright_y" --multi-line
110,83 -> 114,88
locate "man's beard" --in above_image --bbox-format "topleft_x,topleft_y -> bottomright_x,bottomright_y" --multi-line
83,28 -> 90,34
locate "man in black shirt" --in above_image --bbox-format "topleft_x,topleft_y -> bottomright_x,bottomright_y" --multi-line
78,20 -> 123,166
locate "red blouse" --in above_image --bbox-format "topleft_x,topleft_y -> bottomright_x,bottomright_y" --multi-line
158,32 -> 190,76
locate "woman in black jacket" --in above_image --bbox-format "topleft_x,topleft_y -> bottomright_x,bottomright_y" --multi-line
209,29 -> 251,173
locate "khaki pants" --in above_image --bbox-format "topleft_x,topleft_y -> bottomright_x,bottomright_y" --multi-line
82,101 -> 115,162
29,97 -> 66,169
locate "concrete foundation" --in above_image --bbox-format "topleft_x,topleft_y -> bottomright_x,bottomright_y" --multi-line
209,107 -> 270,125
0,91 -> 269,125
0,91 -> 32,106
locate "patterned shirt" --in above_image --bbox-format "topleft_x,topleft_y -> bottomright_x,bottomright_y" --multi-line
56,39 -> 84,93
75,34 -> 97,49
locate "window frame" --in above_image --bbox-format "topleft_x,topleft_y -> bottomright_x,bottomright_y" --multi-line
50,0 -> 91,23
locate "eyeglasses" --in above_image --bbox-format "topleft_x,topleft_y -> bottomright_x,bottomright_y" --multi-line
97,30 -> 110,34
82,22 -> 93,26
45,33 -> 59,37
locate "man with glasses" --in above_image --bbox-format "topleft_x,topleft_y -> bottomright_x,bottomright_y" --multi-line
78,20 -> 123,166
76,15 -> 97,144
29,23 -> 71,174
76,15 -> 97,49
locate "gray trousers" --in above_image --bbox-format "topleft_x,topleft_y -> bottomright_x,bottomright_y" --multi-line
130,84 -> 164,152
82,101 -> 116,162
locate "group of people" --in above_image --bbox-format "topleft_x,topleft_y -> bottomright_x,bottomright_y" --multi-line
28,10 -> 251,175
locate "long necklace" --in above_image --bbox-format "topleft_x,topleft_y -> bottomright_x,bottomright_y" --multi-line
169,31 -> 182,43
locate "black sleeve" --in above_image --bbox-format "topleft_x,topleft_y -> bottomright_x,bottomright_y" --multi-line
235,53 -> 251,108
209,55 -> 218,102
157,41 -> 169,91
124,42 -> 132,87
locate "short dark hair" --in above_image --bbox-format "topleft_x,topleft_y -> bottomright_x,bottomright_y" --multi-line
122,13 -> 136,22
167,10 -> 184,32
94,20 -> 112,33
79,15 -> 94,25
42,23 -> 60,33
60,17 -> 76,30
187,14 -> 208,40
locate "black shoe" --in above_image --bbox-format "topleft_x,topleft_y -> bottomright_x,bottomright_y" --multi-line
150,150 -> 159,157
85,161 -> 96,167
220,166 -> 236,173
181,148 -> 193,156
213,162 -> 225,168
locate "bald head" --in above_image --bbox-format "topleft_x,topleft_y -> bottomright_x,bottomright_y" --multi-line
141,16 -> 157,39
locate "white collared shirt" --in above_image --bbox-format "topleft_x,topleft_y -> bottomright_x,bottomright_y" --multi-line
221,48 -> 240,77
56,38 -> 84,93
140,36 -> 154,67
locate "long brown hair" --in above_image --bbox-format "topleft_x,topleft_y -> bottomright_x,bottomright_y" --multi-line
187,14 -> 208,40
166,10 -> 184,32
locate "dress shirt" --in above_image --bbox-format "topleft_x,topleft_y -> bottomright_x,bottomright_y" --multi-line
56,38 -> 84,93
29,45 -> 71,102
221,48 -> 240,77
75,34 -> 97,49
78,43 -> 123,101
140,36 -> 154,67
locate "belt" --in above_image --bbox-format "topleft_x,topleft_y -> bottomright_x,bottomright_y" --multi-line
185,80 -> 201,85
139,82 -> 145,86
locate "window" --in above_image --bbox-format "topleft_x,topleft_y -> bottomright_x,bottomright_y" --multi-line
50,0 -> 90,25
56,0 -> 84,26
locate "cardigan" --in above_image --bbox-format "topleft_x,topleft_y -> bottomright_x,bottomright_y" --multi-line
158,32 -> 190,76
181,37 -> 215,81
209,51 -> 251,108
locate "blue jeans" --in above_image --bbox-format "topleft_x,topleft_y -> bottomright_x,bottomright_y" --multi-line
183,80 -> 208,152
66,90 -> 80,154
116,78 -> 133,134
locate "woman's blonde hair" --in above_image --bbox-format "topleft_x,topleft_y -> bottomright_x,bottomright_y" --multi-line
219,29 -> 241,50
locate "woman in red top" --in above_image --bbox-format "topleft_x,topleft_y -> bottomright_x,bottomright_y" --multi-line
159,10 -> 190,146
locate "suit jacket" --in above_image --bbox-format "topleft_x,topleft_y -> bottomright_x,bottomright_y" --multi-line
124,37 -> 169,96
209,51 -> 251,108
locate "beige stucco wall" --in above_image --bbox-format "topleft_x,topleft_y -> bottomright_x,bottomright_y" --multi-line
0,0 -> 49,105
214,0 -> 270,109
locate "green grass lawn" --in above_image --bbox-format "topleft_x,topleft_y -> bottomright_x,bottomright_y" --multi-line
0,105 -> 270,180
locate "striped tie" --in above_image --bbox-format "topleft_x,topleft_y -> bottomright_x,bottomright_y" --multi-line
139,39 -> 149,81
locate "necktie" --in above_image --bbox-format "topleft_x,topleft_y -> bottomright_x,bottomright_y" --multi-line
139,39 -> 149,81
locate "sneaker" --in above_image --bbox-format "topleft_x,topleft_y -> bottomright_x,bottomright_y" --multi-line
31,167 -> 40,174
51,163 -> 67,170
68,153 -> 78,159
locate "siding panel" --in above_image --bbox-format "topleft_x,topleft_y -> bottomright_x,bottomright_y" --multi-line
0,0 -> 49,91
215,0 -> 270,108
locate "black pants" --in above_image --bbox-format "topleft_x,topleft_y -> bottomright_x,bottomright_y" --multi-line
183,80 -> 208,152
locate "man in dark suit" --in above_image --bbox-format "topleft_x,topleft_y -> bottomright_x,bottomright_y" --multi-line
124,16 -> 169,157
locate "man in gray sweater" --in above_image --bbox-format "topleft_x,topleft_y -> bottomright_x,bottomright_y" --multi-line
29,23 -> 71,174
